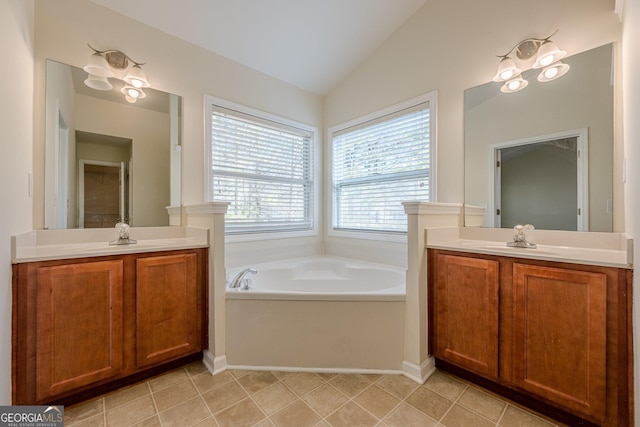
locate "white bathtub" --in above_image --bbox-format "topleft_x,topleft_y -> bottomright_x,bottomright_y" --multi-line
225,256 -> 406,301
225,256 -> 406,371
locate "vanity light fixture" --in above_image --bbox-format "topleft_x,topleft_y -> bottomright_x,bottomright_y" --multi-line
492,31 -> 570,93
83,44 -> 150,103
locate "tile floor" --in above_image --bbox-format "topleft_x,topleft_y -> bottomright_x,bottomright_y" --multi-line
64,362 -> 562,427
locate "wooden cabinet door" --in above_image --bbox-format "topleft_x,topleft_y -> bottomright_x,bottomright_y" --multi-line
135,253 -> 202,368
512,263 -> 607,421
35,260 -> 124,400
434,253 -> 500,378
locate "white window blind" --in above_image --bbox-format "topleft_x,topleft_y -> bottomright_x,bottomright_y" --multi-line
332,101 -> 431,233
209,105 -> 314,234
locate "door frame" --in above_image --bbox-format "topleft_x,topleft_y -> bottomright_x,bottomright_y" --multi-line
489,128 -> 589,231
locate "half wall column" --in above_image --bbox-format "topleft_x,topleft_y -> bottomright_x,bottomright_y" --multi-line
402,202 -> 465,383
184,202 -> 229,374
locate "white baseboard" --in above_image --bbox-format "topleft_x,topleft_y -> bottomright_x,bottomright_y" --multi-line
203,350 -> 228,375
225,363 -> 403,377
402,357 -> 436,384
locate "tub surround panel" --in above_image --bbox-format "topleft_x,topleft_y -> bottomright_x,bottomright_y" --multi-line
226,300 -> 405,370
12,226 -> 208,263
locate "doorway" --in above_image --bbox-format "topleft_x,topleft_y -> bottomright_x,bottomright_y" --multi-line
79,160 -> 128,228
491,129 -> 588,231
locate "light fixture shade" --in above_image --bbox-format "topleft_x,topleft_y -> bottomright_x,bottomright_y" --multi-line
538,61 -> 570,82
492,57 -> 521,82
84,74 -> 113,91
83,53 -> 114,78
501,76 -> 528,93
123,65 -> 150,88
125,95 -> 138,104
120,86 -> 146,99
532,41 -> 566,69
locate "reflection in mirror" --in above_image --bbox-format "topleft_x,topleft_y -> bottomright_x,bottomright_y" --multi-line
45,59 -> 182,229
464,43 -> 614,232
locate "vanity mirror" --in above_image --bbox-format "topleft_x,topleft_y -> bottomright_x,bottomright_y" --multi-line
44,59 -> 182,229
464,43 -> 614,232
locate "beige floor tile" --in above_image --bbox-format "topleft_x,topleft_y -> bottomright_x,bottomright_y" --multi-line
201,380 -> 248,414
237,371 -> 281,394
383,402 -> 438,427
105,382 -> 150,410
185,361 -> 210,378
301,384 -> 349,417
152,379 -> 199,411
500,405 -> 557,427
192,370 -> 235,393
253,418 -> 277,427
272,371 -> 296,380
441,404 -> 495,427
131,415 -> 162,427
65,398 -> 104,426
67,413 -> 105,427
458,386 -> 506,422
106,395 -> 157,427
270,400 -> 321,427
228,369 -> 252,379
353,385 -> 401,419
316,372 -> 338,381
282,372 -> 325,396
423,371 -> 467,401
329,374 -> 372,397
325,401 -> 379,427
148,368 -> 190,392
375,375 -> 420,400
214,398 -> 267,427
192,417 -> 219,427
158,396 -> 211,427
253,383 -> 298,415
405,386 -> 454,421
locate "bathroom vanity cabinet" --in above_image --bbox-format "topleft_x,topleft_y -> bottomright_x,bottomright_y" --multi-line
12,248 -> 207,405
428,249 -> 632,426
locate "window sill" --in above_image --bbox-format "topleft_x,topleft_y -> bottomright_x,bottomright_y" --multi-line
328,229 -> 407,243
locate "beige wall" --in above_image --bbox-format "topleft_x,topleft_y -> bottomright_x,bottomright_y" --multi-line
1,0 -> 34,405
32,0 -> 324,226
621,0 -> 640,425
465,44 -> 614,232
323,0 -> 621,259
75,94 -> 170,227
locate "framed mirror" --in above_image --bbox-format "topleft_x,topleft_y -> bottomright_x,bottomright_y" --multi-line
44,59 -> 182,229
464,43 -> 614,232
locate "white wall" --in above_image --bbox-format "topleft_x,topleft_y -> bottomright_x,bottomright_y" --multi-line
621,0 -> 640,425
0,0 -> 34,405
324,0 -> 621,260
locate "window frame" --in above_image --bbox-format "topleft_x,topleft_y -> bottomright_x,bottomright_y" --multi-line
204,95 -> 319,242
328,92 -> 437,242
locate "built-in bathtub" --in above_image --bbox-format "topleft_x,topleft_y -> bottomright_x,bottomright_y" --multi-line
225,256 -> 406,373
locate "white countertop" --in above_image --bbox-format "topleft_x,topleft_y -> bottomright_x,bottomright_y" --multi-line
12,227 -> 209,263
425,227 -> 633,269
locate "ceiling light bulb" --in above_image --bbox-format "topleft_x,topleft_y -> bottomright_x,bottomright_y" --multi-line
123,64 -> 150,88
544,66 -> 559,79
533,40 -> 566,69
125,95 -> 137,103
501,76 -> 528,93
120,86 -> 146,99
84,74 -> 113,91
493,57 -> 521,82
83,52 -> 115,78
538,61 -> 570,82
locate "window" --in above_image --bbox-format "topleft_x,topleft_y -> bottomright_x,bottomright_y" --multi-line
206,96 -> 316,237
330,93 -> 435,236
